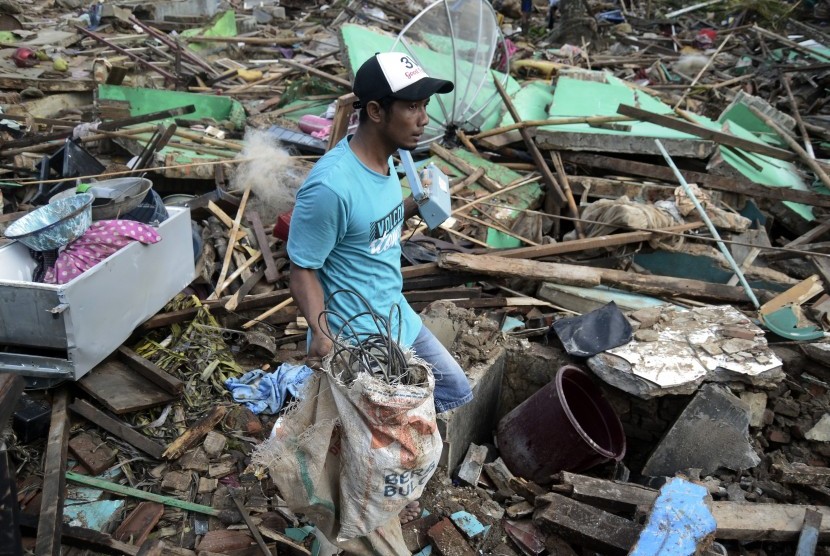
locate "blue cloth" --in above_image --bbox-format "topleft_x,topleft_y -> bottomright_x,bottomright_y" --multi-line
629,477 -> 716,556
225,364 -> 314,415
287,136 -> 422,347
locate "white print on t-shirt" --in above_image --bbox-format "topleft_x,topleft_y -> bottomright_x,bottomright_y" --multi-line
370,226 -> 401,255
368,202 -> 404,255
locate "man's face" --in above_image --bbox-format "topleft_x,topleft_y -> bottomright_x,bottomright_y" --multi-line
378,98 -> 430,150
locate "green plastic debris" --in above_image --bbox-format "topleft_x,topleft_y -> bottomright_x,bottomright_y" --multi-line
760,306 -> 825,341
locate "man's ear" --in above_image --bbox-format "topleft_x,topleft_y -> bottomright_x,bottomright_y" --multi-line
364,100 -> 385,124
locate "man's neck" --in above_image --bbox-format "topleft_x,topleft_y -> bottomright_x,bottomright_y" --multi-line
349,128 -> 395,175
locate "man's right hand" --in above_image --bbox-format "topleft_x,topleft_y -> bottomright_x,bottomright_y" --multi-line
308,335 -> 333,369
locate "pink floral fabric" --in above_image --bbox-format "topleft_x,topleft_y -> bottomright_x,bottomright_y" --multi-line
44,220 -> 161,285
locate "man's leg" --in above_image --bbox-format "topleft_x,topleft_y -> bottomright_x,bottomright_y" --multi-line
411,325 -> 473,414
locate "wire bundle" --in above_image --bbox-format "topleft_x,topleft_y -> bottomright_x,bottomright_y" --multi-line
318,289 -> 413,386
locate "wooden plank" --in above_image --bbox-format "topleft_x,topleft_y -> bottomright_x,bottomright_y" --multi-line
438,252 -> 759,304
247,212 -> 279,283
117,346 -> 183,396
710,502 -> 830,541
429,143 -> 503,192
617,104 -> 796,162
139,288 -> 291,331
561,471 -> 658,514
0,75 -> 95,92
229,488 -> 272,556
36,388 -> 70,556
773,463 -> 830,487
561,152 -> 830,209
496,222 -> 703,260
403,287 -> 481,303
492,77 -> 566,207
534,492 -> 640,555
747,104 -> 830,190
162,406 -> 227,460
0,374 -> 25,428
69,399 -> 165,460
20,514 -> 141,556
114,502 -> 164,546
79,360 -> 174,415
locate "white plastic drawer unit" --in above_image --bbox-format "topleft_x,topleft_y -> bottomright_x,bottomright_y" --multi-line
0,206 -> 196,387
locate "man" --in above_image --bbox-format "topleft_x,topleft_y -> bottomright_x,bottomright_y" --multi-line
287,52 -> 474,521
521,0 -> 533,34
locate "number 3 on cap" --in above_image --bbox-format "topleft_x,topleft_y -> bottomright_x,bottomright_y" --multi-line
400,56 -> 414,69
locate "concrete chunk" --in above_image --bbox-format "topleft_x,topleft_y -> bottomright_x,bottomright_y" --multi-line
642,384 -> 760,477
739,391 -> 768,428
456,443 -> 487,486
806,414 -> 830,442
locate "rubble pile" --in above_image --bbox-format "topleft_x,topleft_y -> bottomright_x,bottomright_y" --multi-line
2,0 -> 830,554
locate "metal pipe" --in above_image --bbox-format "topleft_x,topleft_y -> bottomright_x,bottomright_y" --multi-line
655,139 -> 760,308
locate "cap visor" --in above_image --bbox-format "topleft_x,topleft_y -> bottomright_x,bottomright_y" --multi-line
391,77 -> 454,101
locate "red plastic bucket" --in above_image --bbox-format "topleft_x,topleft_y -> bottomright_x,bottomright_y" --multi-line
496,365 -> 626,483
273,210 -> 293,242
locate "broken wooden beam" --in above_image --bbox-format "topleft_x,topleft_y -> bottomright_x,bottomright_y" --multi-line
0,374 -> 25,428
20,514 -> 142,556
229,488 -> 272,556
139,288 -> 291,330
492,77 -> 568,209
534,492 -> 640,555
617,104 -> 796,162
747,105 -> 830,190
36,388 -> 70,556
247,212 -> 280,283
773,463 -> 830,487
429,143 -> 503,193
561,152 -> 830,208
438,252 -> 764,304
710,502 -> 830,541
114,502 -> 164,547
560,471 -> 658,514
69,399 -> 165,460
497,222 -> 703,260
162,406 -> 227,460
117,346 -> 184,396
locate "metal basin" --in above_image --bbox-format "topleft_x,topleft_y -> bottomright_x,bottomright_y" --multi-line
4,193 -> 94,251
50,177 -> 153,220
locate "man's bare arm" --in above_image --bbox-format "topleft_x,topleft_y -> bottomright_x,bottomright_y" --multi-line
289,262 -> 333,359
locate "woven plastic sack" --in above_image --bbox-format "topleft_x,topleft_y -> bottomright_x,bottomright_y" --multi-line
253,354 -> 442,543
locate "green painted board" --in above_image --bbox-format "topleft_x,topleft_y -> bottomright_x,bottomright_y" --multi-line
633,251 -> 789,292
339,23 -> 520,134
542,75 -> 699,140
98,84 -> 246,129
498,80 -> 555,127
684,111 -> 815,222
181,10 -> 237,52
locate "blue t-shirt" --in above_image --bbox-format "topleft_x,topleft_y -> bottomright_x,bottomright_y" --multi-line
287,136 -> 422,347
